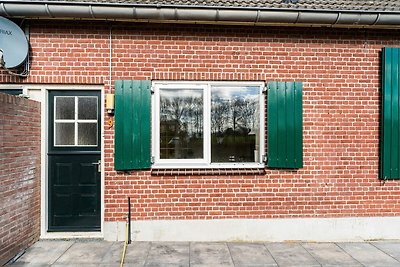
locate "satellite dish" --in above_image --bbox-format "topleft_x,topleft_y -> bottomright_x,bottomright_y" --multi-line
0,16 -> 29,69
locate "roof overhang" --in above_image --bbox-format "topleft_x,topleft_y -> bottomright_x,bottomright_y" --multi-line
2,1 -> 400,29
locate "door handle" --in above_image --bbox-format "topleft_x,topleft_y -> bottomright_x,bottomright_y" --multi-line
92,159 -> 101,173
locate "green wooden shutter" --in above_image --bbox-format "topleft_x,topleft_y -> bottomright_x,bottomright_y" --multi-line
114,80 -> 151,170
267,81 -> 303,168
381,47 -> 400,179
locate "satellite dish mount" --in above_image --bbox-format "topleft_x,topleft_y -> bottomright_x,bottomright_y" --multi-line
0,49 -> 4,68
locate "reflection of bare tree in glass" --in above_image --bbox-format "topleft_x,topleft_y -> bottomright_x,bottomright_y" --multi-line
211,96 -> 229,134
188,97 -> 203,136
231,98 -> 243,133
228,97 -> 256,133
211,92 -> 258,162
160,92 -> 203,159
212,96 -> 257,134
161,96 -> 202,133
239,99 -> 257,130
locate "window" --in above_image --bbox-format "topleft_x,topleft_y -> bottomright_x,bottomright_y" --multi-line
54,96 -> 98,146
152,81 -> 265,168
0,89 -> 23,95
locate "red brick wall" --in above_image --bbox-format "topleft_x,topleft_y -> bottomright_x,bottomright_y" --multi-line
1,21 -> 400,223
0,93 -> 41,266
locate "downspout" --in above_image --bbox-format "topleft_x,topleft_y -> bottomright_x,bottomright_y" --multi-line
1,2 -> 400,28
109,24 -> 112,93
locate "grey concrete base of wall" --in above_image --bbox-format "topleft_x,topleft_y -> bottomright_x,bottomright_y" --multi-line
104,217 -> 400,242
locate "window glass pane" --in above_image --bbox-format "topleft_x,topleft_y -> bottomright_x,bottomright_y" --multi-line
211,86 -> 260,162
0,89 -> 22,96
55,123 -> 75,145
78,97 -> 97,120
56,97 -> 75,120
78,122 -> 98,146
159,89 -> 203,159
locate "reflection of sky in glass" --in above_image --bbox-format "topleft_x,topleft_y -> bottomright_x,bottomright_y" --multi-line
160,89 -> 203,99
211,86 -> 259,100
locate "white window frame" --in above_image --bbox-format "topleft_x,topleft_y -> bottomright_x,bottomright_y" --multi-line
152,81 -> 265,169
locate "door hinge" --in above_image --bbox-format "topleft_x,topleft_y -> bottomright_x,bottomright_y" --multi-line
262,86 -> 267,94
262,155 -> 267,164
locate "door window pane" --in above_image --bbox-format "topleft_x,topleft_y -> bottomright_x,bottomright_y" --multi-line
78,97 -> 97,120
54,95 -> 98,147
78,123 -> 98,146
55,123 -> 75,145
159,89 -> 203,159
56,97 -> 75,120
211,86 -> 260,162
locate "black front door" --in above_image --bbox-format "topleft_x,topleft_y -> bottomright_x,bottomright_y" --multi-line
48,91 -> 101,231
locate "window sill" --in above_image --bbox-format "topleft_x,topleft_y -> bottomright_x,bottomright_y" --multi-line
151,167 -> 265,176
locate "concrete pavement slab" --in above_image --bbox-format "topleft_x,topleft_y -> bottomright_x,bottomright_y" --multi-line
7,265 -> 51,267
190,242 -> 234,267
8,240 -> 400,267
228,243 -> 277,267
372,241 -> 400,262
265,242 -> 320,267
301,243 -> 362,267
124,241 -> 152,266
52,264 -> 117,267
338,242 -> 400,267
100,241 -> 124,264
11,240 -> 74,265
144,242 -> 189,267
55,240 -> 114,264
145,264 -> 188,267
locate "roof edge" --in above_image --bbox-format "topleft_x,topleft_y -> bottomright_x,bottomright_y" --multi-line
2,1 -> 400,29
3,0 -> 400,14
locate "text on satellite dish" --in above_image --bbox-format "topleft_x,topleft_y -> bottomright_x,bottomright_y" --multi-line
0,28 -> 12,35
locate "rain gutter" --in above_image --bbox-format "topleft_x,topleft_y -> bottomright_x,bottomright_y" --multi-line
1,0 -> 400,28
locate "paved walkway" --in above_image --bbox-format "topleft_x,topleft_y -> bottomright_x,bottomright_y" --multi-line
7,240 -> 400,266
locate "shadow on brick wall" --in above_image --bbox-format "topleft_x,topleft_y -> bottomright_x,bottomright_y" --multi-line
0,93 -> 41,266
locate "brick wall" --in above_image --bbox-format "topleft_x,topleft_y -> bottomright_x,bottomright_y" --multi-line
0,93 -> 41,266
1,21 -> 400,224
